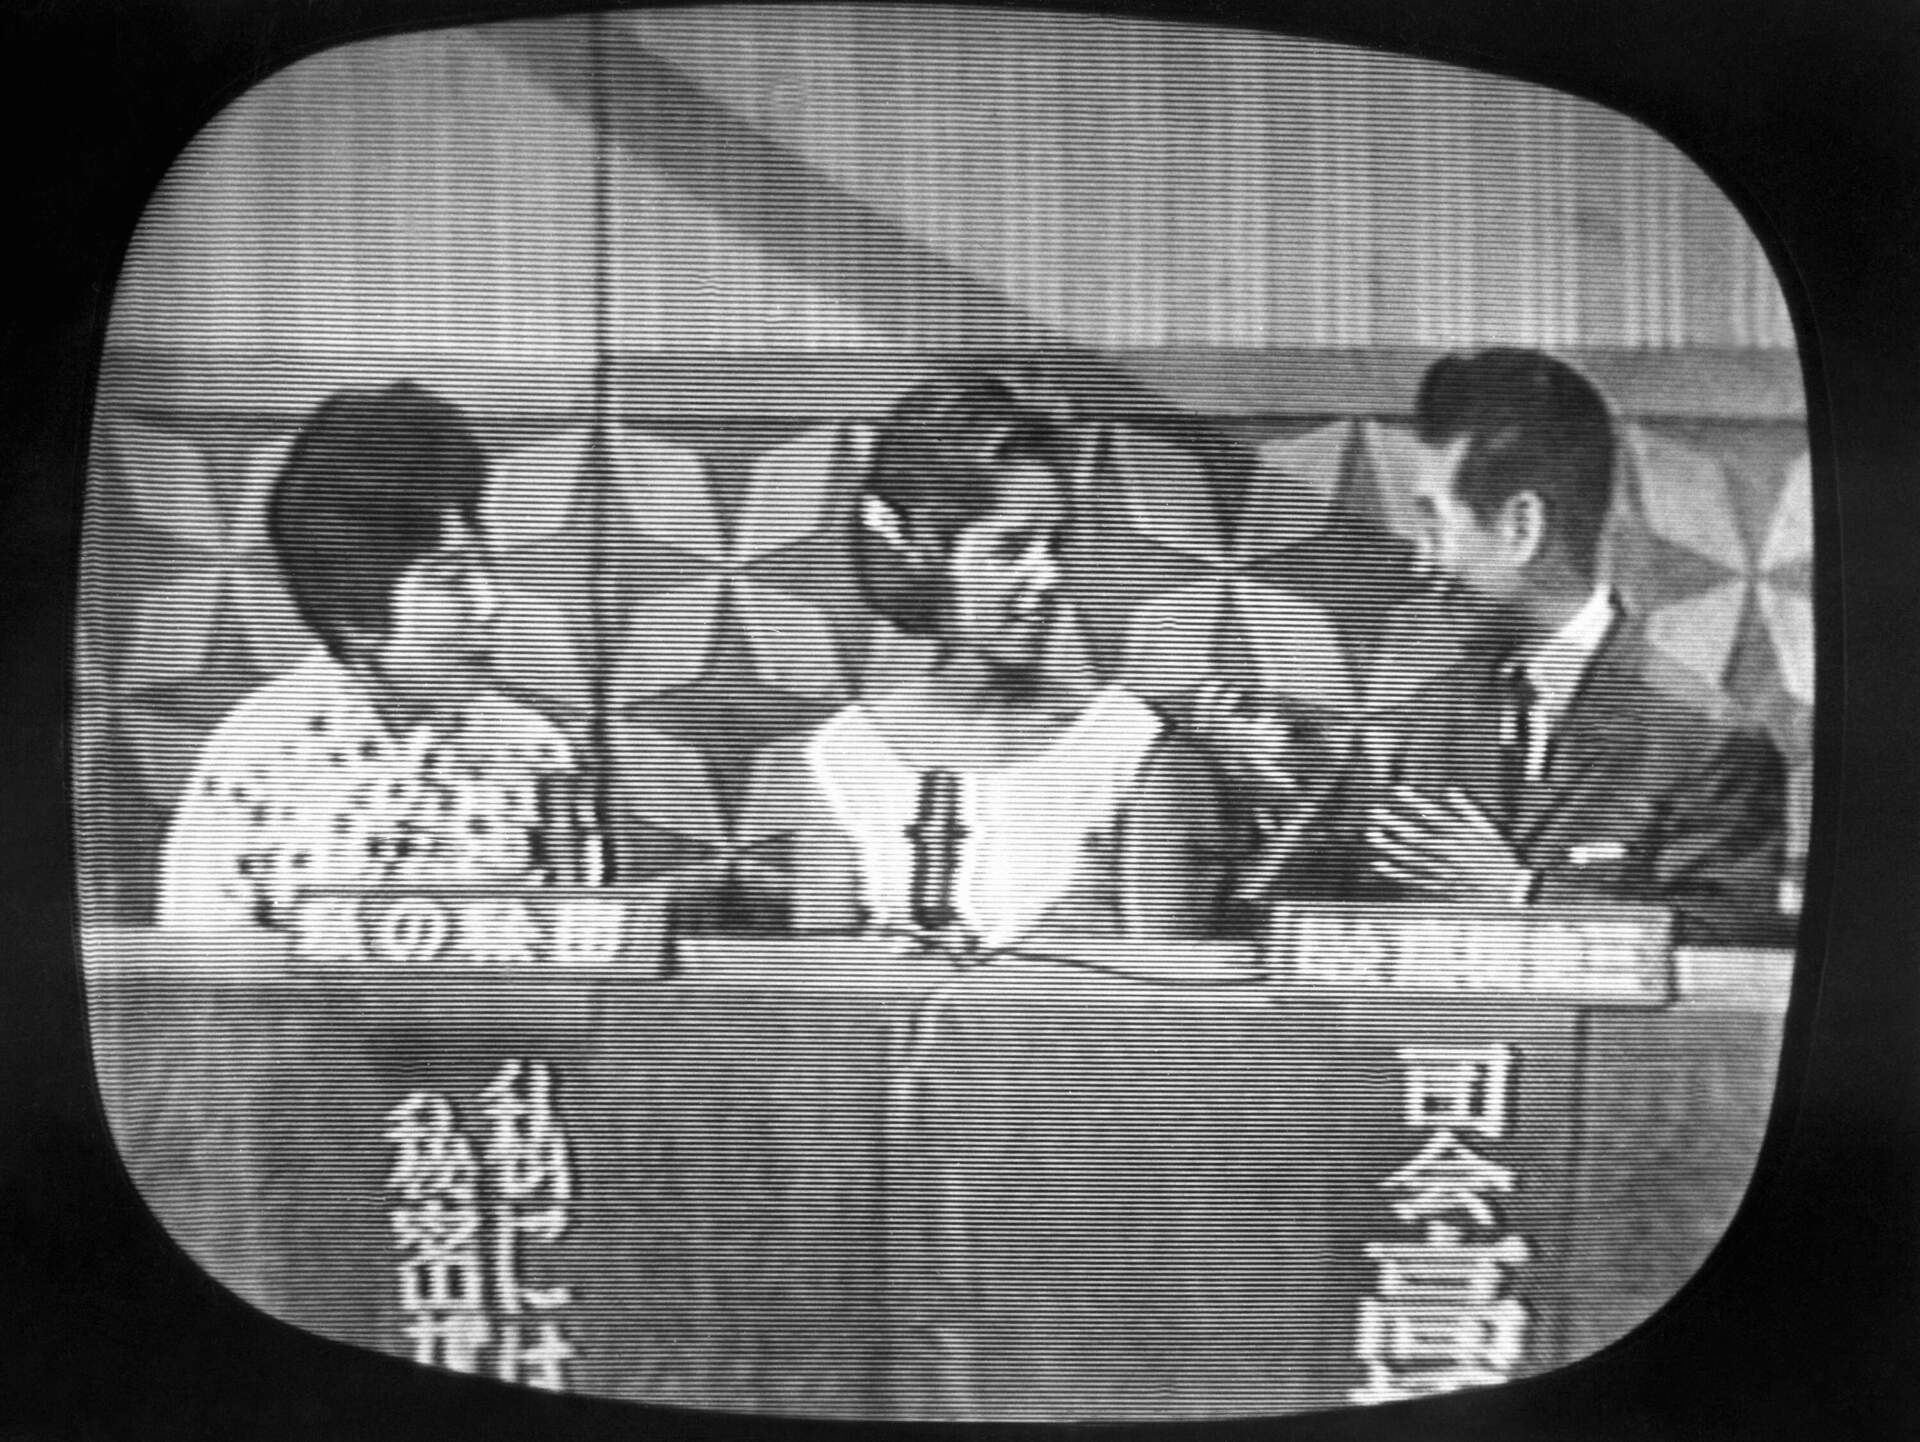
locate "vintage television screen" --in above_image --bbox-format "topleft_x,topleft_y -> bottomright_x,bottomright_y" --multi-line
10,0 -> 1913,1437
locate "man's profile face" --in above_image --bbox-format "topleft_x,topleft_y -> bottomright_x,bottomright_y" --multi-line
1406,434 -> 1532,613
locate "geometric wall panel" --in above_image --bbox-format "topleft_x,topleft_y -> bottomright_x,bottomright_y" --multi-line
1646,583 -> 1749,695
76,380 -> 1818,921
1616,424 -> 1813,725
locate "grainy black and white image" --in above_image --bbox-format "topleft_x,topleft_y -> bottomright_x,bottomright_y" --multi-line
77,4 -> 1809,1421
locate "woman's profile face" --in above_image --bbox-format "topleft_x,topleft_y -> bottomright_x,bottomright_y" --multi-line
365,510 -> 500,711
941,461 -> 1067,674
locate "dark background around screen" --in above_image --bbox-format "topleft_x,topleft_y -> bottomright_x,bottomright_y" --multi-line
1,1 -> 1915,1439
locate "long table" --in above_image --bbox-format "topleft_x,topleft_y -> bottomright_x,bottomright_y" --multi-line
82,928 -> 1789,1420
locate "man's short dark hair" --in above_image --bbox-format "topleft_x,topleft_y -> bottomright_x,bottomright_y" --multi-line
1414,348 -> 1615,578
854,370 -> 1079,636
267,381 -> 487,660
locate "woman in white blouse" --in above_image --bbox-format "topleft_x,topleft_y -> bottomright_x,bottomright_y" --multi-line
156,382 -> 574,929
794,372 -> 1225,949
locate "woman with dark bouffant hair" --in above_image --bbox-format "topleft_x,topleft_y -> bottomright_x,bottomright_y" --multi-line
792,370 -> 1226,948
157,380 -> 574,928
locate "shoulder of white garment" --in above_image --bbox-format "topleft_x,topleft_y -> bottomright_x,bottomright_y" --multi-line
459,689 -> 577,771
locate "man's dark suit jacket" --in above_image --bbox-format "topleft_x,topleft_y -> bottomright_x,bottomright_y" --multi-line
1288,614 -> 1791,947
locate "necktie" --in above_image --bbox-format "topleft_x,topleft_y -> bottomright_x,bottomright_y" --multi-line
1497,665 -> 1537,826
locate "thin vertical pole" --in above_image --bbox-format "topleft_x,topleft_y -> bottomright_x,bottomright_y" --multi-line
585,12 -> 615,883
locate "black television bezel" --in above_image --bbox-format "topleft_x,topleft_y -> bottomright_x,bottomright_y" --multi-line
3,1 -> 1913,1439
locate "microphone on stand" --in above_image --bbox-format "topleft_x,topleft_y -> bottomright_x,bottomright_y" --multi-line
532,772 -> 608,888
572,783 -> 608,889
906,768 -> 966,934
530,772 -> 564,886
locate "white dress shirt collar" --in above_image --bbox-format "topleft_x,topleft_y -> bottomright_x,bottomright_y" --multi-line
1524,583 -> 1617,721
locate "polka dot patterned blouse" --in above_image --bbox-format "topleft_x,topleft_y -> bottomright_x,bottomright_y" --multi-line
157,652 -> 573,929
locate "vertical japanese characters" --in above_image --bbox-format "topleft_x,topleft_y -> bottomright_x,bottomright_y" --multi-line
1351,1042 -> 1531,1404
384,1060 -> 578,1390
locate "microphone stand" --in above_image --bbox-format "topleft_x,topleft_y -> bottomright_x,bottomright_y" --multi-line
905,768 -> 983,966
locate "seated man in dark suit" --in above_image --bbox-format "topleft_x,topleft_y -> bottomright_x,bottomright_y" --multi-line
1202,347 -> 1788,946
